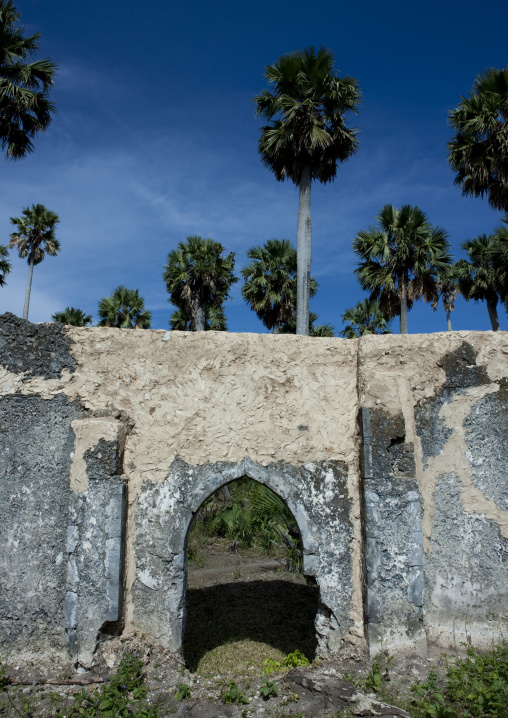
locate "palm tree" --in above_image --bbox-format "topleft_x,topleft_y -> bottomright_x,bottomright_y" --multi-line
339,299 -> 392,338
254,47 -> 361,335
52,307 -> 93,327
353,205 -> 451,334
169,305 -> 228,331
9,203 -> 60,319
98,286 -> 151,329
447,65 -> 508,212
488,216 -> 508,306
455,234 -> 504,331
0,245 -> 11,285
163,236 -> 237,331
0,1 -> 57,160
432,265 -> 460,332
280,311 -> 334,337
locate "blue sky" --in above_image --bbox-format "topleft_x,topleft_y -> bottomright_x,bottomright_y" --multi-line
1,0 -> 507,333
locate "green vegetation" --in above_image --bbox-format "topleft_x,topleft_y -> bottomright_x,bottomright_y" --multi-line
169,305 -> 228,331
98,285 -> 152,329
9,203 -> 60,319
263,649 -> 309,675
260,679 -> 278,699
52,306 -> 93,326
254,46 -> 361,335
340,298 -> 392,338
432,265 -> 461,332
448,65 -> 508,213
241,238 -> 319,334
410,643 -> 508,718
0,0 -> 57,160
456,230 -> 507,331
188,478 -> 301,571
163,235 -> 237,332
175,682 -> 191,701
353,204 -> 451,334
0,244 -> 10,286
220,679 -> 249,704
62,653 -> 159,718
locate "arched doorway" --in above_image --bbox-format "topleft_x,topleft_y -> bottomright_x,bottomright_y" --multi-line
183,476 -> 319,673
131,457 -> 355,659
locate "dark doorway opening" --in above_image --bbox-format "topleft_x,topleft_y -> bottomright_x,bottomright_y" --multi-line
183,477 -> 319,674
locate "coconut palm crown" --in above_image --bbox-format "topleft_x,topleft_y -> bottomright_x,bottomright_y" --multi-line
432,265 -> 461,331
447,65 -> 508,212
0,244 -> 11,285
254,46 -> 361,335
241,238 -> 318,334
353,204 -> 451,334
0,0 -> 57,160
9,203 -> 60,319
339,298 -> 392,338
163,236 -> 237,332
488,215 -> 508,306
98,286 -> 151,329
455,233 -> 505,331
52,307 -> 93,327
169,305 -> 228,331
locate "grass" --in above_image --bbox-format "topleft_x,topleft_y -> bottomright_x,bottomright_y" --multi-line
183,579 -> 319,674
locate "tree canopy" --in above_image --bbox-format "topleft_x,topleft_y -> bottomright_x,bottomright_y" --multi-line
339,299 -> 392,338
0,244 -> 10,286
353,204 -> 451,334
241,238 -> 318,333
0,0 -> 57,160
447,65 -> 508,212
254,46 -> 361,335
455,232 -> 506,331
52,307 -> 93,327
163,236 -> 237,332
9,202 -> 60,319
98,286 -> 151,329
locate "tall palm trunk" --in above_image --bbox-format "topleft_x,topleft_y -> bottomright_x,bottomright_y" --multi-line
272,323 -> 280,334
296,165 -> 312,336
399,273 -> 408,334
193,299 -> 206,331
446,308 -> 452,332
486,298 -> 500,331
22,258 -> 34,320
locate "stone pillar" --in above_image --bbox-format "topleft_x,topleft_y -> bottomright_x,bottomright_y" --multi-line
65,418 -> 127,668
360,407 -> 426,656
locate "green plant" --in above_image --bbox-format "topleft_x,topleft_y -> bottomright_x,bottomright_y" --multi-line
264,649 -> 309,675
260,679 -> 278,700
411,642 -> 508,718
365,651 -> 394,693
175,683 -> 191,701
0,660 -> 7,692
220,680 -> 249,705
62,653 -> 159,717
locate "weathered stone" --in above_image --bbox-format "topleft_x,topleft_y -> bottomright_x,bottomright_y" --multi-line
361,408 -> 425,654
132,457 -> 353,657
66,479 -> 126,667
1,314 -> 507,665
0,312 -> 76,378
0,393 -> 83,657
287,670 -> 411,717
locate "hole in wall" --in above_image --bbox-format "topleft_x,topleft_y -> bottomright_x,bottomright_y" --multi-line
183,476 -> 319,674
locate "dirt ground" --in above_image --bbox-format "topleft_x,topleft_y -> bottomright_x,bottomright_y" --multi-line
0,545 -> 443,717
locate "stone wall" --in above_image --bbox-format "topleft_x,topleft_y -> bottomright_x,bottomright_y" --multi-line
1,313 -> 507,666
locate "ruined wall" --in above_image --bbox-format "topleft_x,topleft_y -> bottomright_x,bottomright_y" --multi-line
358,333 -> 508,653
1,313 -> 507,666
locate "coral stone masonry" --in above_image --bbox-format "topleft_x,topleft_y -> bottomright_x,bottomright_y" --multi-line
0,313 -> 507,668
